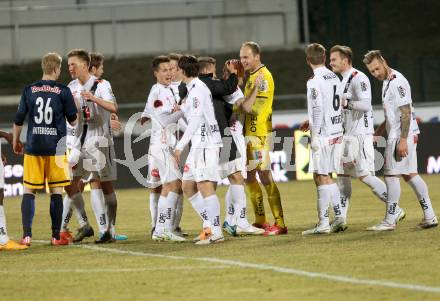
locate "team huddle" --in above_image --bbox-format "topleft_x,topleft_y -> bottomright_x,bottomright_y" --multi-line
0,41 -> 437,250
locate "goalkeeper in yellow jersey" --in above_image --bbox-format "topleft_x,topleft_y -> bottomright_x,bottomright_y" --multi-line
239,41 -> 287,235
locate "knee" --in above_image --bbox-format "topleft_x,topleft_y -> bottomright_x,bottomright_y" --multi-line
229,172 -> 244,185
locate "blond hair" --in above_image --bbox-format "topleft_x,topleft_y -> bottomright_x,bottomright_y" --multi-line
330,45 -> 353,64
241,41 -> 261,55
305,43 -> 326,65
363,50 -> 384,65
41,52 -> 62,75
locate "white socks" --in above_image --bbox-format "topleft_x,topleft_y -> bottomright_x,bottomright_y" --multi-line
231,184 -> 249,228
155,195 -> 168,234
384,177 -> 400,224
329,183 -> 343,219
90,189 -> 108,234
149,192 -> 160,228
71,192 -> 89,228
361,175 -> 387,203
204,194 -> 222,236
224,186 -> 235,225
337,177 -> 352,220
0,205 -> 9,244
61,195 -> 73,231
104,192 -> 117,236
317,185 -> 331,227
189,192 -> 211,229
407,175 -> 436,219
173,193 -> 184,231
165,192 -> 179,232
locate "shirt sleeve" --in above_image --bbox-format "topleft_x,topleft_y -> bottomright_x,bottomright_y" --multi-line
350,74 -> 372,112
307,81 -> 323,136
96,80 -> 116,103
392,77 -> 412,107
251,71 -> 274,114
188,90 -> 203,118
142,87 -> 157,118
14,88 -> 29,126
63,87 -> 78,123
175,115 -> 202,151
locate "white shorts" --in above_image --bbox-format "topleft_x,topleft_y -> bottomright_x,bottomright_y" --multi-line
384,135 -> 418,176
72,144 -> 117,182
0,161 -> 4,189
183,147 -> 220,182
219,158 -> 244,179
232,133 -> 247,179
339,134 -> 375,178
308,136 -> 343,175
146,146 -> 182,188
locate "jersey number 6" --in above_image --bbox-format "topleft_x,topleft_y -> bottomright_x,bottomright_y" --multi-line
332,85 -> 340,111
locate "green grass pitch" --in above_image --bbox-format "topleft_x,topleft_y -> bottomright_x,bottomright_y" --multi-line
1,175 -> 439,301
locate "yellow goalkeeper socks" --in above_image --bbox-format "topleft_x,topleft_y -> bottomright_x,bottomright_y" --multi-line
246,181 -> 266,225
264,182 -> 285,228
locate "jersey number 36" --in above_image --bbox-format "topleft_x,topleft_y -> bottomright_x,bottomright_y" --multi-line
34,97 -> 53,125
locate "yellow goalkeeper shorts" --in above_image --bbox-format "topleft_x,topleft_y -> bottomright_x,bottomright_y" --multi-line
23,154 -> 70,189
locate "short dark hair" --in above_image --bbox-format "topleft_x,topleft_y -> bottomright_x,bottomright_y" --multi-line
197,56 -> 216,73
67,49 -> 90,66
241,41 -> 261,55
178,55 -> 199,78
151,55 -> 170,72
330,45 -> 353,64
305,43 -> 326,65
89,52 -> 104,71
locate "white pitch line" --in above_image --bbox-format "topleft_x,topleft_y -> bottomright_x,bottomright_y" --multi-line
0,266 -> 230,274
60,243 -> 440,294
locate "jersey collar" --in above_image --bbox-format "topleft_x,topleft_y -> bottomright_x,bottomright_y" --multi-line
250,64 -> 265,75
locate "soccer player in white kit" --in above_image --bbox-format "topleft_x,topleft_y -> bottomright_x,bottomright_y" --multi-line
0,130 -> 28,250
167,53 -> 186,236
363,50 -> 437,231
174,55 -> 224,245
141,55 -> 185,242
328,45 -> 405,231
65,49 -> 118,243
302,43 -> 345,235
62,52 -> 126,242
219,60 -> 265,236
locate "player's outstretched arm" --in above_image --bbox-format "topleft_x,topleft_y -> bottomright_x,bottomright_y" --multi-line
81,91 -> 118,114
240,72 -> 264,114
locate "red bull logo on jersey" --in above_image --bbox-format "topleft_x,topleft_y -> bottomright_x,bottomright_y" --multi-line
31,85 -> 61,94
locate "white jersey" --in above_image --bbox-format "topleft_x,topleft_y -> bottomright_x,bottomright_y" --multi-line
142,83 -> 180,149
223,87 -> 245,136
68,75 -> 116,149
307,66 -> 343,139
170,80 -> 182,103
382,69 -> 420,139
176,78 -> 222,150
341,68 -> 374,136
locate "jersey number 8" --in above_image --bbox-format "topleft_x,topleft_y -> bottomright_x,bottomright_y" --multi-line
34,97 -> 53,125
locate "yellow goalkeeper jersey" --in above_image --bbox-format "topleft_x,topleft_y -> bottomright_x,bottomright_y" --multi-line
244,65 -> 274,136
